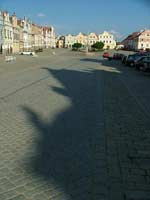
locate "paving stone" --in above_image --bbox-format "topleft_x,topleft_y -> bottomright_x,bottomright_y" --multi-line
1,50 -> 150,200
124,190 -> 150,200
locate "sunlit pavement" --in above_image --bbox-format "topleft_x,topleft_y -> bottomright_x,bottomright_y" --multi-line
0,49 -> 150,200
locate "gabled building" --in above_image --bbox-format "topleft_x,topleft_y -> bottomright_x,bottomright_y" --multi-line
31,23 -> 43,50
122,30 -> 150,51
18,17 -> 32,51
10,13 -> 20,53
76,32 -> 87,47
99,31 -> 116,49
65,31 -> 116,49
122,32 -> 140,50
42,26 -> 56,48
88,32 -> 98,46
138,30 -> 150,50
2,11 -> 13,54
65,34 -> 76,48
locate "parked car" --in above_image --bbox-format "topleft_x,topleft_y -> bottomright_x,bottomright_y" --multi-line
125,53 -> 143,67
113,53 -> 124,60
19,51 -> 35,56
140,56 -> 150,72
121,55 -> 127,64
134,55 -> 147,70
103,52 -> 110,59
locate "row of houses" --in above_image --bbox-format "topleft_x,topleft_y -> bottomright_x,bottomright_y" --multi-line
0,10 -> 56,54
57,31 -> 117,49
122,29 -> 150,51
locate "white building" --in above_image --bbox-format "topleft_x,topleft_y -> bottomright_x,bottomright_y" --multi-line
43,26 -> 56,48
2,12 -> 13,54
99,31 -> 116,49
19,17 -> 32,51
65,34 -> 77,48
136,30 -> 150,50
122,30 -> 150,51
50,26 -> 56,48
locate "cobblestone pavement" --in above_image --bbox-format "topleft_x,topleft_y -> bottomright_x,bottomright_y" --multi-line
0,50 -> 150,200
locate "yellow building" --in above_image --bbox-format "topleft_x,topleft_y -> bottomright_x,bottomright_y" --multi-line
76,32 -> 87,47
88,32 -> 98,46
31,23 -> 43,50
99,31 -> 116,49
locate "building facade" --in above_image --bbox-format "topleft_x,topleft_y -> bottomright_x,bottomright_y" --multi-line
76,32 -> 87,47
122,30 -> 150,51
56,36 -> 65,48
138,30 -> 150,50
42,26 -> 56,48
65,34 -> 76,48
10,13 -> 20,53
2,12 -> 13,54
31,24 -> 43,50
18,17 -> 32,51
65,31 -> 116,49
49,26 -> 56,48
88,32 -> 98,46
0,10 -> 4,53
99,31 -> 116,49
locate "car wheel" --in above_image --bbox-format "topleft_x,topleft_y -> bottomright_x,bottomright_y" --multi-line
130,62 -> 134,67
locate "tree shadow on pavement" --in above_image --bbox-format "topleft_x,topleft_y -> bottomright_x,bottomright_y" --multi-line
22,68 -> 106,200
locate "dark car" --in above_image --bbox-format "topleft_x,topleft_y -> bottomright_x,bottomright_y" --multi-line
142,57 -> 150,72
121,55 -> 127,64
113,53 -> 124,60
134,56 -> 146,70
125,54 -> 144,67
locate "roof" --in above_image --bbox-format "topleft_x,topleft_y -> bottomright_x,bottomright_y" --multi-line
122,31 -> 144,42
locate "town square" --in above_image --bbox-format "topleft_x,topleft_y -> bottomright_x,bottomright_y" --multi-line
0,0 -> 150,200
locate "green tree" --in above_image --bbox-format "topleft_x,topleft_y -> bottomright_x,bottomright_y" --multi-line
91,42 -> 104,51
72,43 -> 82,51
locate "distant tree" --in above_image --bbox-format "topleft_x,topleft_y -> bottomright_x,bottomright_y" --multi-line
91,42 -> 104,51
72,43 -> 82,51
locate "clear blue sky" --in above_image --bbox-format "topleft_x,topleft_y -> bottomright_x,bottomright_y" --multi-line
0,0 -> 150,40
